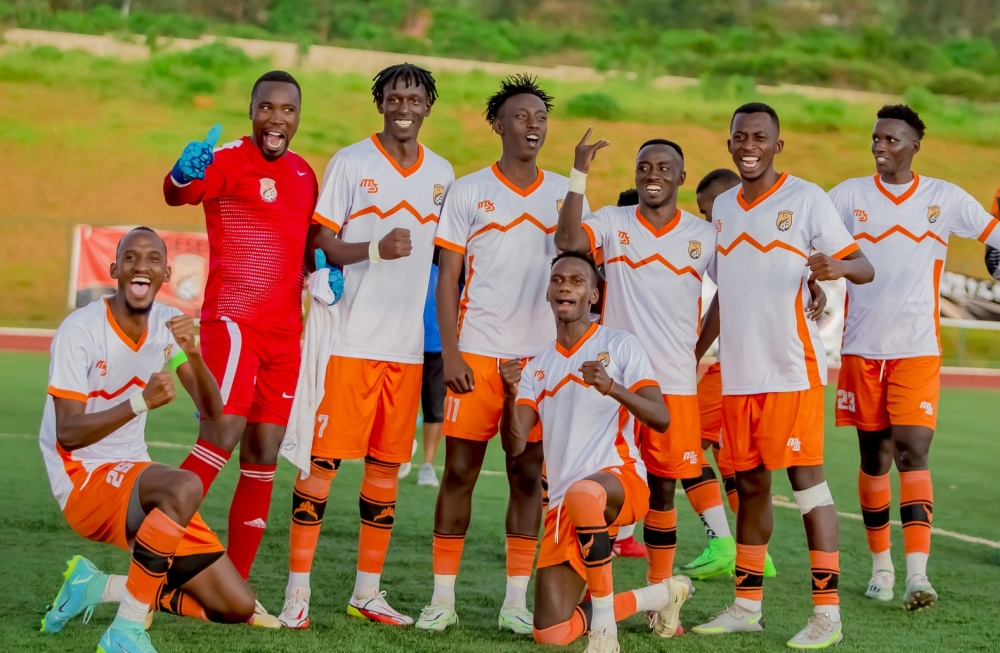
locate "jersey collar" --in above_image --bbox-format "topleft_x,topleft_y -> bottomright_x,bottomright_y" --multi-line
371,134 -> 424,178
104,298 -> 148,352
873,173 -> 920,205
492,163 -> 545,197
736,172 -> 788,211
556,322 -> 598,358
635,207 -> 681,238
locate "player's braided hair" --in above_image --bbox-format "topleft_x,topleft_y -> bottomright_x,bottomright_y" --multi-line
638,138 -> 684,160
696,168 -> 741,195
372,63 -> 438,106
877,104 -> 927,140
551,250 -> 604,283
484,73 -> 554,124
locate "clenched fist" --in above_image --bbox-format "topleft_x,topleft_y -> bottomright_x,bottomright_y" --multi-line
579,360 -> 613,395
378,228 -> 413,260
166,315 -> 197,355
499,359 -> 523,397
142,371 -> 176,410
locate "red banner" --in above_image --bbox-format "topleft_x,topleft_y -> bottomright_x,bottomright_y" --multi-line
70,225 -> 209,317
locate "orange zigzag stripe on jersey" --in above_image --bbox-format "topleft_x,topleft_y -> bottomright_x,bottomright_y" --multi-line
854,225 -> 947,246
89,376 -> 147,400
348,201 -> 439,225
469,213 -> 555,241
534,373 -> 591,405
716,232 -> 807,258
605,254 -> 701,279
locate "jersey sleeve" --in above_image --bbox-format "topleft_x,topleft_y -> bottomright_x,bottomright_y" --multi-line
582,206 -> 615,253
827,182 -> 855,233
47,323 -> 93,403
947,186 -> 1000,249
435,182 -> 472,254
162,145 -> 245,206
809,190 -> 860,260
515,359 -> 539,410
312,151 -> 360,234
617,334 -> 659,394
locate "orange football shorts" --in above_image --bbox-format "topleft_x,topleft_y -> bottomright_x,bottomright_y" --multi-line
719,387 -> 825,472
638,394 -> 705,479
442,352 -> 542,442
697,362 -> 723,444
835,355 -> 940,431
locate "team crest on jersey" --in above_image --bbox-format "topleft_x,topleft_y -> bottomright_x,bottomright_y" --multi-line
163,345 -> 173,362
776,210 -> 793,231
597,351 -> 611,368
433,184 -> 445,206
927,205 -> 940,223
556,199 -> 564,213
688,240 -> 702,259
259,178 -> 277,203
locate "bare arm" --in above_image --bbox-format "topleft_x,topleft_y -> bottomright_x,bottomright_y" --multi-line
695,294 -> 720,363
167,315 -> 222,420
307,223 -> 412,268
498,359 -> 537,457
436,248 -> 475,393
554,128 -> 608,253
579,361 -> 670,432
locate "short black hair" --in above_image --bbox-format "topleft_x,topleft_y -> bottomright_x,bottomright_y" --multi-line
551,250 -> 603,284
877,104 -> 926,140
485,73 -> 554,124
638,138 -> 684,160
117,226 -> 166,257
251,70 -> 301,102
372,63 -> 438,106
732,102 -> 780,131
617,189 -> 639,207
696,168 -> 741,196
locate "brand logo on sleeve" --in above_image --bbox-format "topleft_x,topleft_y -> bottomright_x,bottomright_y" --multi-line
854,209 -> 869,222
597,351 -> 611,367
433,184 -> 445,206
617,231 -> 630,245
927,205 -> 940,223
477,200 -> 495,213
360,178 -> 379,193
259,178 -> 278,202
776,210 -> 793,231
688,240 -> 702,259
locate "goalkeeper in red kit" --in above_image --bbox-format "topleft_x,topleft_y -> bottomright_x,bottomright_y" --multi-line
163,71 -> 318,613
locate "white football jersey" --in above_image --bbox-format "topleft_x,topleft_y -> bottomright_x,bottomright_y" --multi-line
711,173 -> 859,394
40,299 -> 185,509
583,206 -> 716,394
830,174 -> 1000,359
313,135 -> 455,363
435,164 -> 587,359
518,324 -> 656,506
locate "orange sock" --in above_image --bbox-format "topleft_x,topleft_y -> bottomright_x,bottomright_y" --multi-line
682,466 -> 725,514
433,533 -> 466,576
533,606 -> 588,644
357,457 -> 399,574
127,508 -> 186,608
858,470 -> 891,555
564,480 -> 613,598
642,509 -> 677,584
289,457 -> 339,573
734,543 -> 767,602
505,534 -> 538,579
899,470 -> 933,556
155,586 -> 208,621
809,550 -> 840,606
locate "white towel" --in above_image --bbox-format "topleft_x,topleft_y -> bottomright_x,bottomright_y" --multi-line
280,269 -> 339,479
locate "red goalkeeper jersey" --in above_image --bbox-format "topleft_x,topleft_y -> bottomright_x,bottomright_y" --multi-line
163,136 -> 318,332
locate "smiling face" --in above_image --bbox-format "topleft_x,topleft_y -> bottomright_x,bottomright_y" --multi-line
250,81 -> 301,160
378,78 -> 432,141
872,118 -> 920,177
547,256 -> 600,323
493,93 -> 548,161
110,229 -> 170,313
729,112 -> 783,181
635,144 -> 686,209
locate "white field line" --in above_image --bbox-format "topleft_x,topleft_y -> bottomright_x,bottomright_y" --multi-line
5,432 -> 996,549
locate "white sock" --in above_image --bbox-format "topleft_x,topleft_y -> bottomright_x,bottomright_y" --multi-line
591,594 -> 616,636
871,550 -> 894,576
632,582 -> 669,613
817,604 -> 841,622
618,524 -> 635,540
116,588 -> 149,623
103,575 -> 126,603
432,574 -> 456,607
353,570 -> 380,599
503,575 -> 529,607
905,552 -> 929,581
701,505 -> 732,539
287,572 -> 310,599
734,597 -> 761,613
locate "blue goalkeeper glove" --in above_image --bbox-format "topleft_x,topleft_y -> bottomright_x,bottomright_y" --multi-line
170,124 -> 222,184
314,249 -> 344,305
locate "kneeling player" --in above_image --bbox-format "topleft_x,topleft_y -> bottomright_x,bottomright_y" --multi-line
501,252 -> 690,653
39,228 -> 255,653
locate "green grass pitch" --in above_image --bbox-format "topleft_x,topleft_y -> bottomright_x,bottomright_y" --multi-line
1,350 -> 998,652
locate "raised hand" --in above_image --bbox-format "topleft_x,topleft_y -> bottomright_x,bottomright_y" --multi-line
573,127 -> 611,175
141,371 -> 176,410
499,359 -> 523,397
166,315 -> 197,355
579,360 -> 613,395
378,228 -> 413,260
172,124 -> 222,184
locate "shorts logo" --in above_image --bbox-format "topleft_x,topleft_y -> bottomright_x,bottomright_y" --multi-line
534,370 -> 545,381
259,178 -> 277,202
556,199 -> 564,213
688,240 -> 702,259
618,231 -> 630,245
836,390 -> 856,412
683,451 -> 698,464
360,178 -> 379,193
776,210 -> 793,232
163,345 -> 173,362
786,437 -> 801,452
433,184 -> 445,206
854,209 -> 869,222
96,360 -> 107,377
478,200 -> 495,213
927,205 -> 940,223
597,351 -> 611,367
920,401 -> 934,416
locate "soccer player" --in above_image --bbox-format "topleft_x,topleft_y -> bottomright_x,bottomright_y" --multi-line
828,104 -> 1000,609
416,74 -> 583,635
500,252 -> 690,653
691,103 -> 875,649
39,227 -> 256,653
278,63 -> 454,628
555,130 -> 728,593
163,71 -> 318,589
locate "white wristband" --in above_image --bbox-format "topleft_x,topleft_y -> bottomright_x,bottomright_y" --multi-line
568,167 -> 587,195
368,239 -> 382,264
129,392 -> 149,415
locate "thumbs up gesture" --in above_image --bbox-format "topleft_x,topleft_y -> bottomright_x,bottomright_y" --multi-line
170,124 -> 222,184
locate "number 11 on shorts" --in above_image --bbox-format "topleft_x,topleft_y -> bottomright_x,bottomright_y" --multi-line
445,396 -> 460,422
